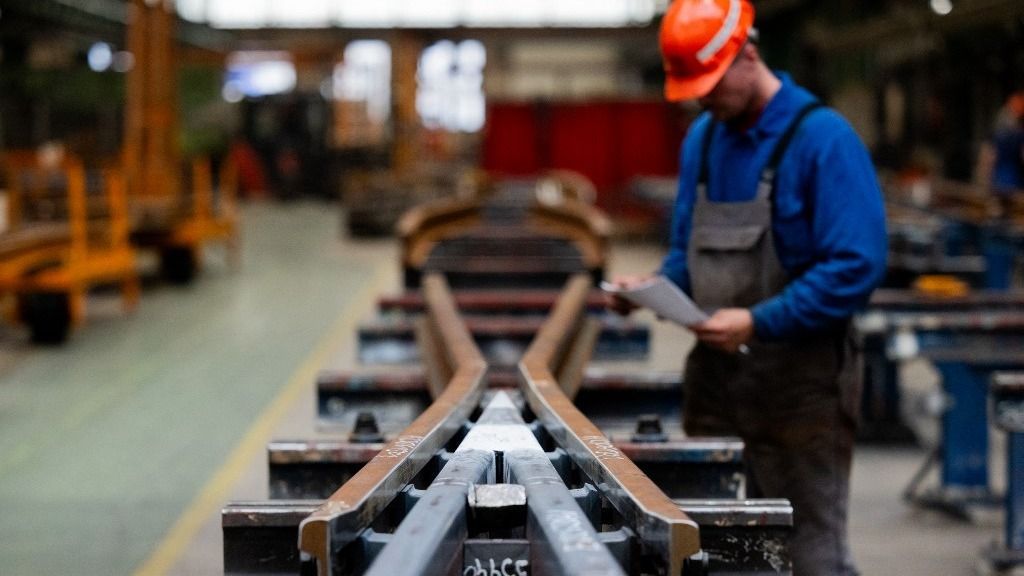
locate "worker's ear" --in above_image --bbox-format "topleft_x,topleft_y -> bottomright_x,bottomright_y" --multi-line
738,41 -> 759,63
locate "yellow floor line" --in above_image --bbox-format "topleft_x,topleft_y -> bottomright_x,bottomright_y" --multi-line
133,264 -> 389,576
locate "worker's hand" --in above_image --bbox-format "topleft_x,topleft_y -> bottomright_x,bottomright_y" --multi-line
604,274 -> 652,316
691,308 -> 754,353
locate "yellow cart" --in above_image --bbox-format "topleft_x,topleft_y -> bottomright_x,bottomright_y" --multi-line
0,156 -> 138,343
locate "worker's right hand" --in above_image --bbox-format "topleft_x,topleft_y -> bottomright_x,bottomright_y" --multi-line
604,274 -> 652,316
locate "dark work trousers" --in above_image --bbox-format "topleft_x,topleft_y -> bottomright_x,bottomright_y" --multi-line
683,118 -> 861,575
684,337 -> 860,576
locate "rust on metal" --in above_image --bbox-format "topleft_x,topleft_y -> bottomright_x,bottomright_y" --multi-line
528,196 -> 611,270
396,197 -> 483,269
518,274 -> 701,576
298,273 -> 487,576
377,289 -> 608,314
316,367 -> 682,393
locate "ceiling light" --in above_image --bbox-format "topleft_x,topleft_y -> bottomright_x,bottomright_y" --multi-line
88,43 -> 113,72
929,0 -> 953,16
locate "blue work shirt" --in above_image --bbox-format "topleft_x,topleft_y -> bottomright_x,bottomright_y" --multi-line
992,123 -> 1024,193
660,73 -> 888,340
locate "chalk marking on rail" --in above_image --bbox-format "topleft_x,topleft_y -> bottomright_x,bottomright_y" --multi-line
133,263 -> 390,576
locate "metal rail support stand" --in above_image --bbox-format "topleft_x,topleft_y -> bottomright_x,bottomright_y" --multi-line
983,372 -> 1024,573
859,292 -> 1024,446
903,348 -> 1017,518
981,229 -> 1018,290
903,359 -> 1005,518
855,312 -> 918,444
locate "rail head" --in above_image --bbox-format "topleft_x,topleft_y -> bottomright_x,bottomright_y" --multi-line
518,274 -> 701,576
298,273 -> 487,576
395,197 -> 483,268
528,197 -> 610,270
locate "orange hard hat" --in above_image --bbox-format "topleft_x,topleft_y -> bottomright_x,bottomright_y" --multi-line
659,0 -> 756,101
1009,92 -> 1024,121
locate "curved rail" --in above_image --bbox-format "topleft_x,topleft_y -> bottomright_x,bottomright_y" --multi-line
397,179 -> 610,289
298,273 -> 488,576
529,195 -> 611,271
518,274 -> 701,576
396,197 -> 483,271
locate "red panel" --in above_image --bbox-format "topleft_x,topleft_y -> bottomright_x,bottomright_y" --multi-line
480,100 -> 689,218
481,103 -> 541,175
614,101 -> 684,179
549,103 -> 618,210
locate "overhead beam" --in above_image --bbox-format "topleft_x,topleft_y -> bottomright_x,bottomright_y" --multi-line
807,0 -> 1024,53
5,0 -> 232,51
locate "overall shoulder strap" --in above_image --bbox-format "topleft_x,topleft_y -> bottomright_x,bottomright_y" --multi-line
757,101 -> 824,199
697,119 -> 717,189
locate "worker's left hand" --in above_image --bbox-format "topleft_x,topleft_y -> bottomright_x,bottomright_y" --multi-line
691,308 -> 754,353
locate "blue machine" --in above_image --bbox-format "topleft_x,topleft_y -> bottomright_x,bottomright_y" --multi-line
982,227 -> 1023,290
984,372 -> 1024,571
863,193 -> 1021,445
861,308 -> 1024,518
857,291 -> 1024,446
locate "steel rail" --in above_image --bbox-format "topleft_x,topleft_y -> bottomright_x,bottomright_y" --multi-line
528,196 -> 611,271
298,273 -> 488,576
396,197 -> 483,271
518,274 -> 701,576
364,391 -> 626,576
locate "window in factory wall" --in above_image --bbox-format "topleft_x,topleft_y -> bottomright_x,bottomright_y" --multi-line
417,40 -> 486,133
179,0 -> 660,28
223,52 -> 296,102
331,40 -> 391,148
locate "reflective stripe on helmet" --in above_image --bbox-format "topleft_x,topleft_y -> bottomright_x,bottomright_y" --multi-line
696,0 -> 740,64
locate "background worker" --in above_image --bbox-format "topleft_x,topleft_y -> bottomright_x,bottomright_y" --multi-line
976,91 -> 1024,213
608,1 -> 888,574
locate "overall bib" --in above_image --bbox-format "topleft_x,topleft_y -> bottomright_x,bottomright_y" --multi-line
683,104 -> 861,576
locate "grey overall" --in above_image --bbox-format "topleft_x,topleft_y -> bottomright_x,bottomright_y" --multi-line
683,104 -> 861,576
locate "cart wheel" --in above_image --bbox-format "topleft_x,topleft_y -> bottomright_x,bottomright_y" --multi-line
160,247 -> 197,284
19,293 -> 71,345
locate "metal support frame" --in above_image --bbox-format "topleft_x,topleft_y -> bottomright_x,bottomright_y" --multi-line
519,274 -> 701,576
982,372 -> 1024,572
858,306 -> 1024,518
856,291 -> 1024,444
903,360 -> 1012,517
298,274 -> 488,576
362,449 -> 492,576
361,391 -> 627,576
266,437 -> 745,502
223,497 -> 793,575
357,314 -> 649,366
901,358 -> 1003,516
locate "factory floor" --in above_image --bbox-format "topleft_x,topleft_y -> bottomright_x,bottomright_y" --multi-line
0,201 -> 1006,575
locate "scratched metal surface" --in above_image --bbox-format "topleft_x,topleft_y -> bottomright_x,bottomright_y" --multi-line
298,274 -> 488,576
518,274 -> 701,576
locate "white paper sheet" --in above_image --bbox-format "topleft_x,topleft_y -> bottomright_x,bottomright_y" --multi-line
601,276 -> 709,327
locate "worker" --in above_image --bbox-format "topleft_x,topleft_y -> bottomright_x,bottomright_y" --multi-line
607,1 -> 887,574
976,91 -> 1024,212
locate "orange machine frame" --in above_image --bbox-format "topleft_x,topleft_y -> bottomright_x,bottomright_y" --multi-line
123,0 -> 239,281
0,157 -> 138,341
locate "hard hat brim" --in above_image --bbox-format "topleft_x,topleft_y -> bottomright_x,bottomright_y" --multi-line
664,63 -> 731,102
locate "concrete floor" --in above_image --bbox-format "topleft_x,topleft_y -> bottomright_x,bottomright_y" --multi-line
0,201 -> 1008,575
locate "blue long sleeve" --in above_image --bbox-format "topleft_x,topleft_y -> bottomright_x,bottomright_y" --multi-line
750,115 -> 888,339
